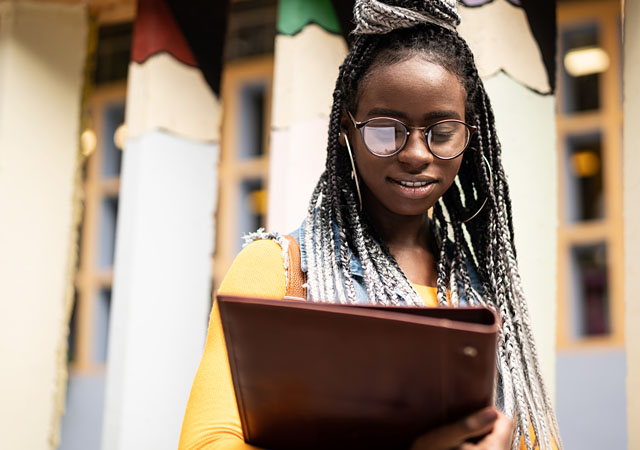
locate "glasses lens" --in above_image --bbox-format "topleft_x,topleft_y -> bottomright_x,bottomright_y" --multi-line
428,121 -> 470,158
362,119 -> 406,155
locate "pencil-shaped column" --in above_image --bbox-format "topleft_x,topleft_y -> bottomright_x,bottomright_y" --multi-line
101,1 -> 221,448
267,0 -> 348,232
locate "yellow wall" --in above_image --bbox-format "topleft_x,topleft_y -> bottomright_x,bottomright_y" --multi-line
0,3 -> 87,448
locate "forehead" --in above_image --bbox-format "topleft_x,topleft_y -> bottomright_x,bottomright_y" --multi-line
356,56 -> 466,119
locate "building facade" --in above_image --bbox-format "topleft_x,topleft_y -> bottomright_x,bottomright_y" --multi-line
0,0 -> 636,449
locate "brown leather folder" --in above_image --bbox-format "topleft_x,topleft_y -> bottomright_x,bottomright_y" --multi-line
218,294 -> 499,450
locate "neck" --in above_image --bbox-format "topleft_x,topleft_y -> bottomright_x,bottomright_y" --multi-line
362,192 -> 431,250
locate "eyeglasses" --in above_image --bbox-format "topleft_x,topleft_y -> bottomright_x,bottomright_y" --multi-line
348,111 -> 477,160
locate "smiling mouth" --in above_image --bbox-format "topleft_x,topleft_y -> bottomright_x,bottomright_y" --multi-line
396,180 -> 431,188
387,178 -> 438,198
389,178 -> 437,188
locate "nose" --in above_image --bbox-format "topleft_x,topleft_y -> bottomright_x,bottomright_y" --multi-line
396,129 -> 434,169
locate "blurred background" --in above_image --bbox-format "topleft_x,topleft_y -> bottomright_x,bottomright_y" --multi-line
0,0 -> 637,449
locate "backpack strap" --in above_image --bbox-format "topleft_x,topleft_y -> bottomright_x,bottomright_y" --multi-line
283,235 -> 307,299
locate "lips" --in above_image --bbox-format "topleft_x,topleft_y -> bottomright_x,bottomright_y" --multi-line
387,176 -> 438,199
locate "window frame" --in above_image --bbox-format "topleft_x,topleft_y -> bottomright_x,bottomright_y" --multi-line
71,82 -> 126,373
213,56 -> 274,292
556,0 -> 624,350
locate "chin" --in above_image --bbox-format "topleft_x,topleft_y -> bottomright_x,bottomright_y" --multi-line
386,202 -> 434,217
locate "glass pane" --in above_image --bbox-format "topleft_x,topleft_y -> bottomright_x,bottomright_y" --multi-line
238,82 -> 266,159
235,178 -> 265,253
565,133 -> 604,222
570,243 -> 610,337
561,23 -> 604,113
94,22 -> 133,85
101,103 -> 124,177
97,196 -> 119,269
94,288 -> 111,363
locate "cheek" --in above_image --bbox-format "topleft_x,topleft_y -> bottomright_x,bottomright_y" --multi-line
441,160 -> 463,188
353,150 -> 387,193
453,160 -> 463,178
352,138 -> 374,171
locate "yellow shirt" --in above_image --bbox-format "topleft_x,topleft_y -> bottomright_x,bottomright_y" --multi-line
179,239 -> 553,449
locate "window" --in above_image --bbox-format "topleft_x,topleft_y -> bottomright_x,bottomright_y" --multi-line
564,132 -> 604,222
213,56 -> 273,292
71,85 -> 125,371
212,0 -> 277,293
556,1 -> 623,348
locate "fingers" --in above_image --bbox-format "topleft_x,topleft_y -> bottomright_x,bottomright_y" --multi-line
411,407 -> 500,450
462,407 -> 500,435
458,411 -> 514,450
492,412 -> 515,443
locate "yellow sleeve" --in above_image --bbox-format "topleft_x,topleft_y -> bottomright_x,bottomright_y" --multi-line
179,239 -> 287,449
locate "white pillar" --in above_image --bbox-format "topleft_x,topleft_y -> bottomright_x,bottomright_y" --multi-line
267,1 -> 347,233
0,3 -> 87,449
624,0 -> 640,447
101,27 -> 221,450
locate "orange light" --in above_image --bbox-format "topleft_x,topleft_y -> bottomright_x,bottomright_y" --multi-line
249,189 -> 268,215
572,150 -> 600,177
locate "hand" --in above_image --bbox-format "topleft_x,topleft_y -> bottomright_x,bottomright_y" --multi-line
410,407 -> 514,450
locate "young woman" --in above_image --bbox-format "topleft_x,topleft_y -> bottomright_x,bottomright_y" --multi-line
180,1 -> 561,449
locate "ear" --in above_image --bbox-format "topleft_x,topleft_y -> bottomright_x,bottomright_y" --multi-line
338,109 -> 351,147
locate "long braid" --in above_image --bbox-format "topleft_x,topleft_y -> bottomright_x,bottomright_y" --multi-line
478,84 -> 557,448
478,88 -> 560,443
474,95 -> 539,449
298,2 -> 561,448
432,203 -> 452,306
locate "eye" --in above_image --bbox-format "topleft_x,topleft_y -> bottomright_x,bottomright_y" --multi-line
363,118 -> 404,155
427,122 -> 470,158
430,122 -> 461,142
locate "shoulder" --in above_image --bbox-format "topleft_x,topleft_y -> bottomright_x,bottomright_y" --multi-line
218,238 -> 287,299
238,238 -> 284,260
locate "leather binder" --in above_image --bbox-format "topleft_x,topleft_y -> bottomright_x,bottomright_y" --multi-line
218,294 -> 499,450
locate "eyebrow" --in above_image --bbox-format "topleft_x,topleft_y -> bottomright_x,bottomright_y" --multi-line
365,107 -> 462,121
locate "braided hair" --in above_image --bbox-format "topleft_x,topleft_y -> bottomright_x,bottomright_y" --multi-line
301,1 -> 562,448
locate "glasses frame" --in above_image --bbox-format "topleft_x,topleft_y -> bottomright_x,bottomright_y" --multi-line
347,111 -> 477,160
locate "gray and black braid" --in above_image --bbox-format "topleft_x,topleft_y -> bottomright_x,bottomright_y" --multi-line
301,1 -> 562,448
